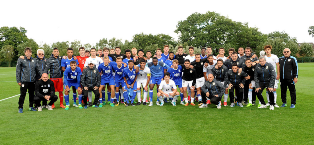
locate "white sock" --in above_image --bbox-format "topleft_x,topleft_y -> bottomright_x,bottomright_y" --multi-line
224,94 -> 228,102
191,97 -> 195,103
158,96 -> 164,103
187,87 -> 191,96
185,97 -> 188,103
143,91 -> 147,103
266,92 -> 269,103
198,95 -> 202,102
137,90 -> 141,102
173,95 -> 178,102
120,88 -> 123,99
248,89 -> 253,104
88,91 -> 92,102
274,91 -> 277,103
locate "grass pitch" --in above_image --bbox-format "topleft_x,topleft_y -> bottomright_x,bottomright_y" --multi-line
0,64 -> 313,144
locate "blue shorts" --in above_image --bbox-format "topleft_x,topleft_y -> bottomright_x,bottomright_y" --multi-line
173,79 -> 182,88
123,81 -> 137,90
150,76 -> 163,85
101,79 -> 115,86
65,82 -> 80,90
115,80 -> 125,88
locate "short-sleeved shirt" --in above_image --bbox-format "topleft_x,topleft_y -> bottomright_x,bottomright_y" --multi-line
137,67 -> 151,81
265,54 -> 279,72
159,80 -> 176,93
185,55 -> 195,63
76,56 -> 88,72
84,57 -> 103,68
123,67 -> 139,84
61,57 -> 79,69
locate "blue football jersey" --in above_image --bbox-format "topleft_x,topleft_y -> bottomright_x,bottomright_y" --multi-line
61,57 -> 79,69
98,62 -> 114,81
123,58 -> 134,66
146,61 -> 169,78
64,67 -> 82,85
123,67 -> 138,84
168,65 -> 182,81
111,62 -> 126,82
165,60 -> 173,68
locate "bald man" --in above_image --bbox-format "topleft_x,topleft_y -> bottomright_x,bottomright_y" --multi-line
279,48 -> 298,108
200,74 -> 225,109
34,73 -> 58,111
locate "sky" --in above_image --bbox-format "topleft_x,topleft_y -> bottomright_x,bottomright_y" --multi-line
1,0 -> 313,47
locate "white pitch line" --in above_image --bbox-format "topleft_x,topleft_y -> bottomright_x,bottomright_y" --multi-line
0,94 -> 20,102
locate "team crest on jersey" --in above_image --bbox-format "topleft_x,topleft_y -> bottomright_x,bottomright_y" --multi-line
288,59 -> 291,62
190,70 -> 192,73
252,68 -> 255,71
43,89 -> 48,93
94,70 -> 96,73
32,60 -> 34,62
213,82 -> 215,85
201,62 -> 203,65
266,66 -> 268,69
48,84 -> 50,87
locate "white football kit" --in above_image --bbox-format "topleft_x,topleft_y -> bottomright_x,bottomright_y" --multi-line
159,80 -> 177,96
84,56 -> 103,68
137,67 -> 151,88
266,54 -> 279,88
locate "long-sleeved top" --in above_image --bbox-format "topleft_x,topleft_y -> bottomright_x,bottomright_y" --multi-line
182,66 -> 197,86
279,56 -> 298,80
35,79 -> 55,99
191,58 -> 207,79
201,80 -> 225,97
224,58 -> 245,69
225,70 -> 248,87
45,56 -> 63,78
174,54 -> 188,65
81,66 -> 101,88
212,65 -> 228,82
242,65 -> 255,81
16,57 -> 41,83
254,63 -> 276,88
35,57 -> 47,80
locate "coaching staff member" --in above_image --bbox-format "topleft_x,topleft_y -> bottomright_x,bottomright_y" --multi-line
279,48 -> 298,108
16,47 -> 41,113
35,73 -> 58,111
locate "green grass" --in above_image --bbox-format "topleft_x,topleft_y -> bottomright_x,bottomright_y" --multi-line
0,64 -> 313,145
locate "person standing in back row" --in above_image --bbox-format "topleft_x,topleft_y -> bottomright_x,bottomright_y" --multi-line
279,48 -> 298,108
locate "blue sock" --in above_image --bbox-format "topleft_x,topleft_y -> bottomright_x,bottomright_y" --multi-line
180,93 -> 184,101
108,92 -> 111,102
78,95 -> 82,105
64,95 -> 69,106
149,90 -> 153,102
110,98 -> 114,103
99,97 -> 103,103
123,91 -> 128,103
156,89 -> 159,102
131,91 -> 136,103
73,93 -> 77,103
115,92 -> 119,102
102,91 -> 106,101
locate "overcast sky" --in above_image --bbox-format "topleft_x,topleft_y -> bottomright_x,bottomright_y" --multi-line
1,0 -> 313,47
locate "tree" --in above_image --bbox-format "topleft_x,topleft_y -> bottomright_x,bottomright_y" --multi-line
0,26 -> 28,61
39,43 -> 52,58
70,40 -> 82,56
308,26 -> 314,37
132,33 -> 176,50
174,11 -> 266,51
0,45 -> 14,67
95,38 -> 109,50
52,41 -> 70,56
16,39 -> 39,58
299,43 -> 313,57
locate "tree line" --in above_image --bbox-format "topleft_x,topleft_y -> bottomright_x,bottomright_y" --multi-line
0,11 -> 313,67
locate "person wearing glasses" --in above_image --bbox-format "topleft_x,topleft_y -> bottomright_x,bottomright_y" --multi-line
279,48 -> 298,108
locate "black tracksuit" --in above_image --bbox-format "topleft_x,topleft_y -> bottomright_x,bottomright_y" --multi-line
279,56 -> 298,104
175,54 -> 188,65
190,58 -> 207,79
254,63 -> 276,105
212,65 -> 228,83
201,80 -> 225,105
81,66 -> 101,105
45,56 -> 63,78
34,79 -> 58,107
242,65 -> 257,103
224,58 -> 245,70
225,70 -> 248,103
182,66 -> 197,87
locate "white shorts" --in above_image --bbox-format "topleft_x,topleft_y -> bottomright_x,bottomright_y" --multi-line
195,77 -> 205,88
274,80 -> 278,89
137,79 -> 148,89
250,81 -> 256,88
182,80 -> 193,88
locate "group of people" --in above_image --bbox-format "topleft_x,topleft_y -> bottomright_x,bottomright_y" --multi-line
16,45 -> 298,113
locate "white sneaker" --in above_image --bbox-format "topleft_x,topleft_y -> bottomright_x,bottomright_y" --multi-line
156,101 -> 160,106
238,103 -> 243,107
148,102 -> 153,107
270,105 -> 274,110
274,104 -> 280,108
172,101 -> 176,106
48,105 -> 53,110
266,103 -> 270,107
73,103 -> 78,107
199,104 -> 208,108
258,104 -> 267,108
37,106 -> 42,111
180,101 -> 185,105
217,101 -> 221,109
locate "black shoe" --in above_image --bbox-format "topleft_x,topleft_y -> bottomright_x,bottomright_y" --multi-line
131,103 -> 135,106
143,102 -> 147,105
125,103 -> 129,107
88,102 -> 92,107
136,102 -> 141,105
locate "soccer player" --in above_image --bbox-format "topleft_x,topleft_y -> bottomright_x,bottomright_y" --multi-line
242,58 -> 257,107
212,59 -> 229,106
201,47 -> 207,59
216,48 -> 227,62
98,56 -> 115,107
110,48 -> 115,55
156,48 -> 166,62
16,47 -> 42,113
190,54 -> 207,105
161,45 -> 171,60
224,52 -> 245,70
279,48 -> 298,108
63,61 -> 83,110
264,45 -> 280,107
136,59 -> 151,105
85,48 -> 103,69
76,47 -> 89,72
206,47 -> 217,64
111,57 -> 127,105
45,48 -> 65,109
157,72 -> 179,106
200,74 -> 225,109
113,47 -> 124,60
225,63 -> 249,107
146,50 -> 153,63
35,73 -> 58,111
203,55 -> 217,80
134,49 -> 146,65
182,60 -> 197,106
131,47 -> 138,61
164,52 -> 175,67
237,47 -> 245,58
167,59 -> 184,105
185,46 -> 195,63
227,48 -> 235,60
81,62 -> 101,109
97,48 -> 104,57
103,48 -> 113,61
123,60 -> 139,106
85,50 -> 90,57
175,46 -> 188,65
240,47 -> 258,66
146,57 -> 168,106
61,48 -> 79,105
123,49 -> 134,65
254,56 -> 276,110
